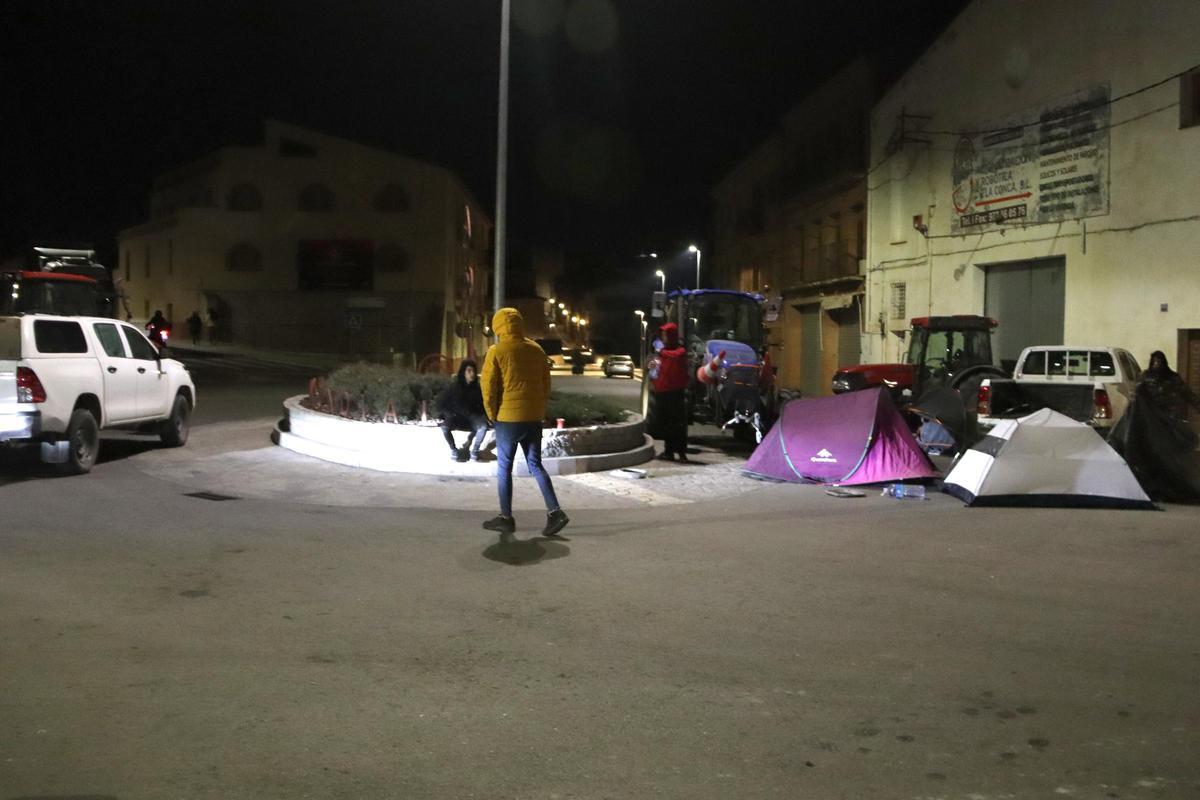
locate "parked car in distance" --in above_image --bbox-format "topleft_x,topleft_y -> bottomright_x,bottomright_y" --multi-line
603,354 -> 635,378
0,314 -> 196,473
977,346 -> 1141,436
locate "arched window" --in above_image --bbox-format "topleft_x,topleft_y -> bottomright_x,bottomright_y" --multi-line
298,183 -> 334,212
226,242 -> 264,272
374,183 -> 410,213
375,243 -> 410,273
227,183 -> 263,211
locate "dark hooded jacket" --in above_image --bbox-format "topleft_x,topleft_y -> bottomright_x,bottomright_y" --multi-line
1142,350 -> 1200,419
438,359 -> 486,420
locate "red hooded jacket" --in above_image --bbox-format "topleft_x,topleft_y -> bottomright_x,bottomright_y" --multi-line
653,322 -> 690,393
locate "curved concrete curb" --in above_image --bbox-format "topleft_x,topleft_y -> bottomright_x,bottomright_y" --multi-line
274,395 -> 654,476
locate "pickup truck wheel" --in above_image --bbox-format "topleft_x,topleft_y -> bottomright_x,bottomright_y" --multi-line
63,409 -> 100,475
160,394 -> 191,447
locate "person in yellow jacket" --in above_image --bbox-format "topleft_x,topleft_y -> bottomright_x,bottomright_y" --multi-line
480,307 -> 569,537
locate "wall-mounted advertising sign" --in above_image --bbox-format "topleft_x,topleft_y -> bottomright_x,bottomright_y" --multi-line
951,85 -> 1110,233
297,240 -> 374,290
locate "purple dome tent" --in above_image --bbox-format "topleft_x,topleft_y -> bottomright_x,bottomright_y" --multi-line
743,388 -> 939,485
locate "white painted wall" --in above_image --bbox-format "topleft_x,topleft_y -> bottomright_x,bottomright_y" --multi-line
865,0 -> 1200,367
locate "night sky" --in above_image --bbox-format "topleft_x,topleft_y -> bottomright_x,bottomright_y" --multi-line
1,0 -> 967,292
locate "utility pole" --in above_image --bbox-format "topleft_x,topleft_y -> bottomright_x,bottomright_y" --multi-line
492,0 -> 510,312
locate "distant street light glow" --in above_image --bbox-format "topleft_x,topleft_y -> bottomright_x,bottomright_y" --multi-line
654,269 -> 665,291
688,244 -> 701,289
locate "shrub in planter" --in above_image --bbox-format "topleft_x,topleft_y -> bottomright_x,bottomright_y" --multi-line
326,363 -> 411,420
324,363 -> 456,421
412,373 -> 452,419
546,391 -> 630,427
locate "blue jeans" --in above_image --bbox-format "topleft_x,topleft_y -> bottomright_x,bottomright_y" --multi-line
494,421 -> 560,518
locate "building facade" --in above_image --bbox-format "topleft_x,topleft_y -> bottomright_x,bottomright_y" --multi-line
118,120 -> 492,364
865,0 -> 1200,396
711,60 -> 875,396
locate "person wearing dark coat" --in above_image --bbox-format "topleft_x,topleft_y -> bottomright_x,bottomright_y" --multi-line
1142,350 -> 1200,419
1110,350 -> 1200,503
648,322 -> 691,461
438,359 -> 490,461
186,311 -> 204,345
145,309 -> 169,347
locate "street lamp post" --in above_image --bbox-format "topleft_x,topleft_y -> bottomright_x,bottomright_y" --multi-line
634,309 -> 646,365
654,269 -> 665,292
688,244 -> 702,289
493,0 -> 511,311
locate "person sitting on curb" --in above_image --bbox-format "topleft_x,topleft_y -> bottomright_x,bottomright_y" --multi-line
438,359 -> 490,462
479,307 -> 569,538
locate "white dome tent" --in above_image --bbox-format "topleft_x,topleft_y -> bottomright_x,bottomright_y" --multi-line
943,408 -> 1154,509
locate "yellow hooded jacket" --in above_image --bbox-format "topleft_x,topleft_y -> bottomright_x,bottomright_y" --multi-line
480,307 -> 551,423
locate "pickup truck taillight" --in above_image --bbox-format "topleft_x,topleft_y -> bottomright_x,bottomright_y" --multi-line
977,384 -> 991,416
1093,388 -> 1113,420
16,367 -> 47,403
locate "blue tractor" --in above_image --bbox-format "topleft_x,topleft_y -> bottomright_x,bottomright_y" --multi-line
640,289 -> 778,442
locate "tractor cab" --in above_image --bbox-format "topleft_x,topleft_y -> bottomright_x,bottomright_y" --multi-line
904,316 -> 997,395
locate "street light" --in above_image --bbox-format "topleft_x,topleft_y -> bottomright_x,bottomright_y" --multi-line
493,0 -> 511,310
654,269 -> 665,291
688,244 -> 702,289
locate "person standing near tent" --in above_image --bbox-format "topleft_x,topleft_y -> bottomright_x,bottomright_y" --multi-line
479,307 -> 569,537
1110,350 -> 1200,502
649,321 -> 690,461
1142,350 -> 1200,421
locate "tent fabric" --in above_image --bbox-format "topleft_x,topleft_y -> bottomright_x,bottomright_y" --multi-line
943,408 -> 1155,509
743,387 -> 938,485
1108,384 -> 1200,503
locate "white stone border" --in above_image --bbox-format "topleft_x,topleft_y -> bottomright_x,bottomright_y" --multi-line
274,395 -> 654,476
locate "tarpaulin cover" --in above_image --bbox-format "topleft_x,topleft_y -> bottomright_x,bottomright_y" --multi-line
1109,383 -> 1200,503
743,387 -> 938,485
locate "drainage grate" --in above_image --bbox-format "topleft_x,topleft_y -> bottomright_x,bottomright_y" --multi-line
184,491 -> 241,501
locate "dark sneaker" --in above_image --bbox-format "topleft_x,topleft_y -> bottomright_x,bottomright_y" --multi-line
677,453 -> 690,463
482,515 -> 515,534
450,448 -> 462,461
469,450 -> 480,462
656,452 -> 675,461
542,509 -> 569,537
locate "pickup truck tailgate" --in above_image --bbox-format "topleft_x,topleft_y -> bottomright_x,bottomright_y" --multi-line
989,381 -> 1094,421
0,317 -> 21,408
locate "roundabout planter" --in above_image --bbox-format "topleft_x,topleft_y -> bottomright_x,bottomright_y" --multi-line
273,395 -> 654,476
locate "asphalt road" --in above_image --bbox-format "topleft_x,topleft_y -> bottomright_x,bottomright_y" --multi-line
2,359 -> 1198,799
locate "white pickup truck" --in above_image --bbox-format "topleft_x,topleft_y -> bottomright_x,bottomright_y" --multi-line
0,314 -> 196,473
977,346 -> 1141,436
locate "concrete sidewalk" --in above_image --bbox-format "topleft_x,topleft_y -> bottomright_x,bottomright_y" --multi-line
137,416 -> 769,512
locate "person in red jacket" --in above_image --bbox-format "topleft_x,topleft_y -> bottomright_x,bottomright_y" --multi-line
649,321 -> 690,461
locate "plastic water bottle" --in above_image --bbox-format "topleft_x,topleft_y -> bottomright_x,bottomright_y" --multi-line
882,483 -> 926,499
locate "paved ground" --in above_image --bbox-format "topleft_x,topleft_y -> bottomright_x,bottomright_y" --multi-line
2,375 -> 1199,799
